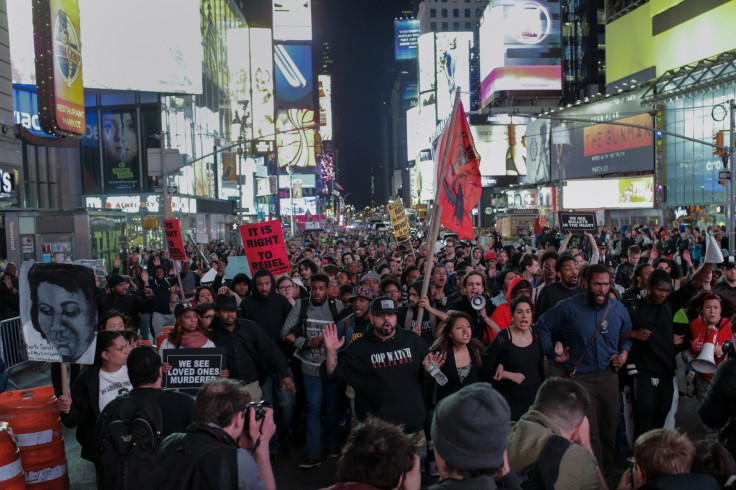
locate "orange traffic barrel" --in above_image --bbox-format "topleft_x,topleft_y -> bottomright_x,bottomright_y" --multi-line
0,422 -> 26,489
0,387 -> 69,489
156,325 -> 173,350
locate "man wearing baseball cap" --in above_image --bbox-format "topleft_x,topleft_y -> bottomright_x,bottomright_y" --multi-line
713,255 -> 736,309
336,286 -> 375,349
323,296 -> 442,463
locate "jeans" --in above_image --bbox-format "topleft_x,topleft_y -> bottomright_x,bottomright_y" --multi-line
261,370 -> 296,452
139,313 -> 152,341
303,374 -> 339,459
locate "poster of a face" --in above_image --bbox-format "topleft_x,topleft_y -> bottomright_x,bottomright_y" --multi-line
20,262 -> 98,364
102,110 -> 140,192
526,118 -> 551,184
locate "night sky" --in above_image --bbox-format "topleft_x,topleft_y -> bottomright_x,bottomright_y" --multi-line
316,0 -> 411,208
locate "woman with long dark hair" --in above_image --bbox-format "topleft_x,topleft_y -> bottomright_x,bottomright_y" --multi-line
158,302 -> 215,353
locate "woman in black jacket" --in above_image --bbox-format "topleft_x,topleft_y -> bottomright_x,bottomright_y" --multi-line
429,311 -> 484,404
58,330 -> 130,471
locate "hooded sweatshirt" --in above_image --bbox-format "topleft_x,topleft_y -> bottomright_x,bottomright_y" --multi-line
487,277 -> 533,343
241,269 -> 294,357
507,410 -> 601,490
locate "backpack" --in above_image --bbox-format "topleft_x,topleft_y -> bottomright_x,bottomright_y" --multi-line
96,393 -> 164,490
298,296 -> 339,335
518,434 -> 571,490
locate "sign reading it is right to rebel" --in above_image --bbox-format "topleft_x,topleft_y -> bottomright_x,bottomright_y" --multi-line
558,211 -> 598,234
163,219 -> 187,261
387,200 -> 411,243
239,220 -> 290,276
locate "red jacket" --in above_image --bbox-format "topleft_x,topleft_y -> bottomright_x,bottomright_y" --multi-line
689,316 -> 732,381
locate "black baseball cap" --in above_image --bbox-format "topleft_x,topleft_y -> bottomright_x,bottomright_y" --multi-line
722,256 -> 736,269
370,296 -> 398,314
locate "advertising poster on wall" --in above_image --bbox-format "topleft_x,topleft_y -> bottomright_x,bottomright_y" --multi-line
479,0 -> 562,105
394,19 -> 420,61
525,118 -> 551,184
276,108 -> 317,168
563,176 -> 655,209
418,33 -> 435,96
250,28 -> 276,142
435,32 -> 473,120
318,75 -> 333,141
550,90 -> 653,179
275,44 -> 313,108
470,124 -> 527,176
273,0 -> 312,41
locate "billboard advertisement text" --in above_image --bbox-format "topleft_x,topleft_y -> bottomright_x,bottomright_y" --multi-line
394,19 -> 420,61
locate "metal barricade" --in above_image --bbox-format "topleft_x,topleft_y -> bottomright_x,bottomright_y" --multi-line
0,317 -> 28,389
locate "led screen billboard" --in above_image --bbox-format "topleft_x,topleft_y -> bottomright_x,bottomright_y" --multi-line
401,80 -> 418,112
525,118 -> 551,184
13,86 -> 56,139
406,104 -> 438,161
228,28 -> 252,141
318,75 -> 333,141
9,0 -> 202,93
276,108 -> 317,168
394,19 -> 420,61
435,32 -> 473,121
250,28 -> 275,142
479,0 -> 562,105
273,0 -> 312,41
275,44 -> 313,108
418,33 -> 435,96
470,124 -> 527,176
550,90 -> 653,179
563,176 -> 654,209
280,197 -> 317,216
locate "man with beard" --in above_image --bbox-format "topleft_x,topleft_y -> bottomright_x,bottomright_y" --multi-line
210,294 -> 294,404
98,274 -> 154,331
241,269 -> 296,456
535,264 -> 633,477
534,254 -> 583,321
323,297 -> 440,464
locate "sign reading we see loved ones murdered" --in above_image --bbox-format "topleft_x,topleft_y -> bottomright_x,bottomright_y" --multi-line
162,348 -> 226,396
239,219 -> 290,275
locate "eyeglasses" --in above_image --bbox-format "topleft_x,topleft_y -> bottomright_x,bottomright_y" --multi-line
384,289 -> 400,294
201,314 -> 215,320
278,285 -> 294,291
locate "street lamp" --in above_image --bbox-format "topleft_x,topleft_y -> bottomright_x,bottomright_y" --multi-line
231,102 -> 250,228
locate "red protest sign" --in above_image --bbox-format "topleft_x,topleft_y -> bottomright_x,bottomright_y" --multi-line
239,220 -> 289,276
163,219 -> 187,261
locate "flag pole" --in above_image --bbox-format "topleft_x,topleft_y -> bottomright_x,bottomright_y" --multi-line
416,91 -> 462,323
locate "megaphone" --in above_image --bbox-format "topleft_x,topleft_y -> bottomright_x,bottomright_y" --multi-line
692,325 -> 719,374
471,294 -> 488,311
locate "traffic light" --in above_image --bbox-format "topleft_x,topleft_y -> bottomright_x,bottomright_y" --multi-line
714,131 -> 725,157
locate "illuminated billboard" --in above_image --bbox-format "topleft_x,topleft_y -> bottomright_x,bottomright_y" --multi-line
394,19 -> 420,61
550,90 -> 653,179
406,104 -> 438,161
227,28 -> 252,141
275,44 -> 313,108
563,176 -> 654,209
10,0 -> 202,93
273,0 -> 312,41
479,0 -> 562,105
525,118 -> 551,184
276,108 -> 317,168
435,32 -> 473,121
13,86 -> 56,139
401,80 -> 418,111
318,75 -> 333,141
470,124 -> 527,177
418,33 -> 435,96
250,28 -> 275,142
280,197 -> 317,216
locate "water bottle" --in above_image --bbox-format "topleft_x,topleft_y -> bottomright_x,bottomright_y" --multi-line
427,363 -> 448,386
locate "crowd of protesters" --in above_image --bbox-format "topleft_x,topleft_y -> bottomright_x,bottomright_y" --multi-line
2,220 -> 736,488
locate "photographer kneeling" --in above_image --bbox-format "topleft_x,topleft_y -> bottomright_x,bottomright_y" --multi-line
700,338 -> 736,460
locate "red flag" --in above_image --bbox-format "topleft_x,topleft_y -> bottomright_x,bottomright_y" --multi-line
435,98 -> 481,239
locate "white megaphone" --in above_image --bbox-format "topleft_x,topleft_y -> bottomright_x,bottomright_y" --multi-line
691,325 -> 719,374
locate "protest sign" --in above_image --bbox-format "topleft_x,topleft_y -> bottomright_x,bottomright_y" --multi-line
162,347 -> 226,396
20,261 -> 97,364
224,255 -> 252,279
558,211 -> 598,234
387,200 -> 411,243
73,259 -> 107,277
239,220 -> 290,275
163,219 -> 187,261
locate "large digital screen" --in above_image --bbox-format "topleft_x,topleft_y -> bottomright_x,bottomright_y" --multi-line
470,124 -> 527,176
227,28 -> 252,141
563,176 -> 654,209
280,197 -> 317,215
550,90 -> 653,179
401,80 -> 419,111
273,0 -> 312,41
406,104 -> 438,161
479,0 -> 562,106
525,118 -> 551,184
250,28 -> 276,142
435,32 -> 473,121
275,44 -> 313,108
318,75 -> 333,141
394,19 -> 420,61
9,0 -> 203,93
276,108 -> 317,168
418,33 -> 436,96
13,86 -> 55,139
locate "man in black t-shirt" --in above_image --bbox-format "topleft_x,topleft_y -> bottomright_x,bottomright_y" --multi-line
533,254 -> 583,321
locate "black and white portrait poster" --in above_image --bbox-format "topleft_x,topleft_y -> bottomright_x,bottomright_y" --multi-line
20,262 -> 98,364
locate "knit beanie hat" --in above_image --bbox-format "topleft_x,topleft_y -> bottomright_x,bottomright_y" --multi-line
107,274 -> 126,289
432,382 -> 510,470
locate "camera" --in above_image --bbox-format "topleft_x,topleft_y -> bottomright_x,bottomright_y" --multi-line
246,400 -> 271,429
724,340 -> 735,359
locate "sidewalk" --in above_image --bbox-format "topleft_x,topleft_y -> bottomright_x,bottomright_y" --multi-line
6,362 -> 96,490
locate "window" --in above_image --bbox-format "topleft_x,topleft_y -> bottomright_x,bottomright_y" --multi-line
464,22 -> 472,30
430,8 -> 436,17
442,8 -> 448,16
453,8 -> 459,17
453,21 -> 460,30
465,8 -> 471,17
431,21 -> 437,30
442,21 -> 448,30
